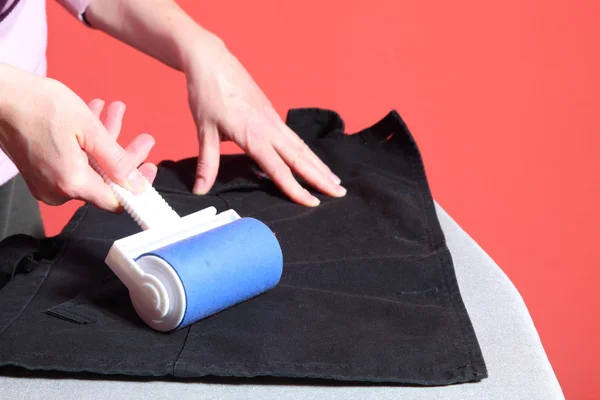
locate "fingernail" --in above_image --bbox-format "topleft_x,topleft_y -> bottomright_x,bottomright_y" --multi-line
335,185 -> 347,197
89,99 -> 105,115
306,191 -> 320,207
127,170 -> 148,193
331,173 -> 341,185
193,178 -> 206,195
115,102 -> 126,118
108,195 -> 120,211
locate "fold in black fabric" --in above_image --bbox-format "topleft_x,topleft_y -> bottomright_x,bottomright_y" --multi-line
0,108 -> 487,385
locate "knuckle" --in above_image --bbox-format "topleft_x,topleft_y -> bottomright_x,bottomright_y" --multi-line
110,153 -> 133,183
300,143 -> 316,160
243,124 -> 262,157
81,126 -> 97,153
195,158 -> 211,175
268,167 -> 284,182
289,151 -> 303,170
39,79 -> 70,115
290,145 -> 312,171
270,167 -> 295,190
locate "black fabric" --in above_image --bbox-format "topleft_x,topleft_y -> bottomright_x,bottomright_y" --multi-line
0,108 -> 487,385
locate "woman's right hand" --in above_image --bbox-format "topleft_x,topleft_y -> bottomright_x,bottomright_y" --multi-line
0,63 -> 157,212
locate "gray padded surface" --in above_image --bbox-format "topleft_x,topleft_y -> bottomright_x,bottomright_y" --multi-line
0,203 -> 564,399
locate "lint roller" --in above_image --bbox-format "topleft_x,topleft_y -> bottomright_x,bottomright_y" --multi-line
89,158 -> 283,332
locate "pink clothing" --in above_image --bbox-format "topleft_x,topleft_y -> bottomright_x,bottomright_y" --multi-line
0,0 -> 92,186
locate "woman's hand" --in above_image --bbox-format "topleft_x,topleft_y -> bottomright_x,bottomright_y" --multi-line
87,99 -> 159,192
0,63 -> 157,212
82,0 -> 345,206
182,35 -> 346,207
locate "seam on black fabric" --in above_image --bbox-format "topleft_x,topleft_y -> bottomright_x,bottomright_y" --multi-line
14,352 -> 486,375
283,249 -> 447,266
173,360 -> 487,375
276,284 -> 445,307
8,358 -> 487,377
257,206 -> 324,226
173,327 -> 193,376
44,275 -> 129,324
211,182 -> 264,196
0,357 -> 484,385
46,308 -> 95,325
0,264 -> 50,339
399,115 -> 485,377
216,193 -> 231,210
417,181 -> 483,374
404,121 -> 473,361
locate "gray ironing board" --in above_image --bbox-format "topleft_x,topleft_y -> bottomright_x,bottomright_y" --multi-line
0,203 -> 565,399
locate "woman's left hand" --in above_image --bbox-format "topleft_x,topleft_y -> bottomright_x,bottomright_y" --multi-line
182,33 -> 346,207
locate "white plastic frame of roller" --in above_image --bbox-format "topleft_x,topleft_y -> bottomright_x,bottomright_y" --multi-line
105,206 -> 242,331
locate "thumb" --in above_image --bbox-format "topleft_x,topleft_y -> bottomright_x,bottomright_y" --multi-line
78,164 -> 122,212
80,119 -> 155,194
193,122 -> 220,195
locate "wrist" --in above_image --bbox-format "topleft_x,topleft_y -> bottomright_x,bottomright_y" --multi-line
143,2 -> 227,73
172,17 -> 227,74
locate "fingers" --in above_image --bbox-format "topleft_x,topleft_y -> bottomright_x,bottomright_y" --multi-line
88,99 -> 105,117
294,137 -> 341,184
80,120 -> 153,194
274,130 -> 346,199
245,137 -> 321,207
138,162 -> 158,184
105,132 -> 156,194
85,99 -> 157,210
193,123 -> 221,195
88,99 -> 153,173
124,133 -> 156,168
79,165 -> 122,212
82,99 -> 155,194
243,108 -> 345,205
87,99 -> 126,140
279,122 -> 341,185
52,98 -> 157,213
103,101 -> 126,140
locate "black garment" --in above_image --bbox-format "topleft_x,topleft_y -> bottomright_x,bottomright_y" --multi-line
0,108 -> 487,385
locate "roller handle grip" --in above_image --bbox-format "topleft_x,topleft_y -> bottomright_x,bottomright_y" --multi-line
88,157 -> 180,230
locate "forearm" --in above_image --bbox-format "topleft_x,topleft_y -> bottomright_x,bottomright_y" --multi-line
84,0 -> 216,71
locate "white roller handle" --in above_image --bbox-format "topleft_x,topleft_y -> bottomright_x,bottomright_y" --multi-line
89,156 -> 182,316
88,157 -> 180,230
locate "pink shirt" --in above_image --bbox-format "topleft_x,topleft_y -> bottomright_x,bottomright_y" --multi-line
0,0 -> 91,186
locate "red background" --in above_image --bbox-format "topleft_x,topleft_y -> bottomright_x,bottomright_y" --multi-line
42,1 -> 598,398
